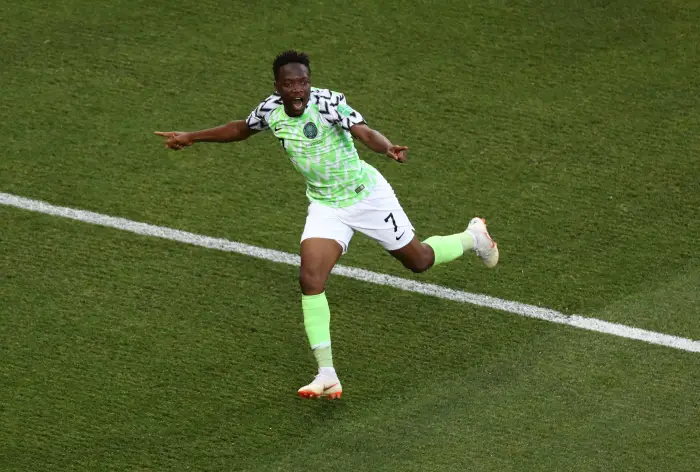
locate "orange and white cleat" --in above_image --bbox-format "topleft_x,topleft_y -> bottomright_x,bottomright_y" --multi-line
467,217 -> 499,268
298,374 -> 343,400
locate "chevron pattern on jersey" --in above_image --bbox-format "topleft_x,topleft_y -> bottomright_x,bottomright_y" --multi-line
315,99 -> 364,131
246,88 -> 347,131
262,92 -> 378,208
246,95 -> 283,130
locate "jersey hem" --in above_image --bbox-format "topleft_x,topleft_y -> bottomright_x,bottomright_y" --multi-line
305,179 -> 377,208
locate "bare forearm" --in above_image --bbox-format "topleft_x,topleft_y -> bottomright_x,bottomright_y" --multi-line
188,120 -> 253,143
360,128 -> 392,153
348,123 -> 407,162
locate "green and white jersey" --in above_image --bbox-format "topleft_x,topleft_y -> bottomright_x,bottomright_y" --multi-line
246,88 -> 379,208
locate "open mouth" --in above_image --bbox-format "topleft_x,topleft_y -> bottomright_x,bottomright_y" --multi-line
291,97 -> 305,111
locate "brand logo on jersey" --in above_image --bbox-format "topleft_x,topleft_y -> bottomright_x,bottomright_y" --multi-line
337,103 -> 353,117
303,122 -> 318,139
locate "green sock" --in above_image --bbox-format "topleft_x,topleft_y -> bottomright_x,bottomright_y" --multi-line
301,292 -> 333,368
424,231 -> 473,266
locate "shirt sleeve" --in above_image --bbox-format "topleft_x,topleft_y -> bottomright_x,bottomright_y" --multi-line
312,88 -> 347,107
245,94 -> 283,131
318,98 -> 366,131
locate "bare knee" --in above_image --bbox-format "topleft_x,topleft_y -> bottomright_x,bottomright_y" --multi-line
390,239 -> 435,274
404,259 -> 432,273
299,266 -> 328,295
402,248 -> 434,274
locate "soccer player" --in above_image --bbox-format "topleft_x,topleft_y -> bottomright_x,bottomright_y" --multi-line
155,50 -> 499,400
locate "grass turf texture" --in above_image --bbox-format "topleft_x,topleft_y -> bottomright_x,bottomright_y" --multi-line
2,0 -> 700,470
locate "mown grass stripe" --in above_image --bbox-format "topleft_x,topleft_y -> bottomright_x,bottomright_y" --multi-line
3,191 -> 699,354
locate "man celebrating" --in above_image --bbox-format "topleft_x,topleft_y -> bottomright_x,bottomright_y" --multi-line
155,50 -> 499,400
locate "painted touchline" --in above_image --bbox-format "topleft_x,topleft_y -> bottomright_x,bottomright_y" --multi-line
2,191 -> 699,354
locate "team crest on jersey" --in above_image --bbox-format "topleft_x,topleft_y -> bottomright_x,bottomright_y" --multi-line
303,122 -> 318,139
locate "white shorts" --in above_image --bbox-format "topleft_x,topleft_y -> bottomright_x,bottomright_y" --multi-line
300,174 -> 415,253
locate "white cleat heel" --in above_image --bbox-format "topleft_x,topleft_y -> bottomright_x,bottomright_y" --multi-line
467,217 -> 499,268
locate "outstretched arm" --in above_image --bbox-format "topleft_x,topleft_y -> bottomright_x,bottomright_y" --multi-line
154,120 -> 256,150
350,123 -> 408,163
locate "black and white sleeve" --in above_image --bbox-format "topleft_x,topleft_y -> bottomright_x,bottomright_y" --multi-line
245,94 -> 283,131
317,98 -> 366,131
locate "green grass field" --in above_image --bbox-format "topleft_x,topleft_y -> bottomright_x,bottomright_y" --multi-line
2,1 -> 700,470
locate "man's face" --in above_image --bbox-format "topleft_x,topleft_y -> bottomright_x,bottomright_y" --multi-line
275,63 -> 311,117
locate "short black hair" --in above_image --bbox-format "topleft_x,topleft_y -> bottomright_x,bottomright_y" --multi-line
273,50 -> 311,80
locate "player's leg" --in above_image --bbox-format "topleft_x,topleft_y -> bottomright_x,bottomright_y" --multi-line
297,203 -> 352,400
297,239 -> 344,399
347,175 -> 498,271
390,217 -> 498,273
299,237 -> 343,296
388,236 -> 438,273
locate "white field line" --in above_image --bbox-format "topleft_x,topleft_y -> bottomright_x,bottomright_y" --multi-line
2,191 -> 699,354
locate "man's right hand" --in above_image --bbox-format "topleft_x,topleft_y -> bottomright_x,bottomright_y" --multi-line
154,131 -> 194,150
